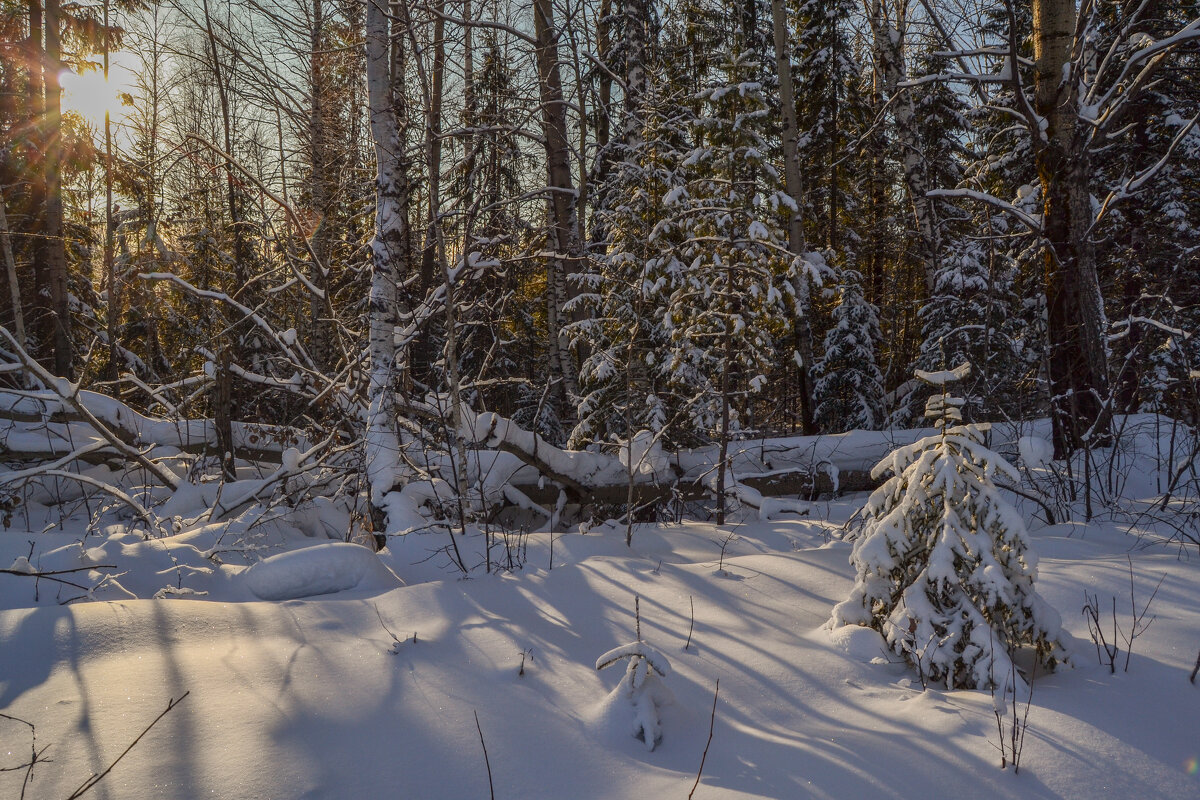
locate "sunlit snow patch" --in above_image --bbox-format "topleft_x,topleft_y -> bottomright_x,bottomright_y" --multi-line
826,624 -> 891,663
243,542 -> 400,600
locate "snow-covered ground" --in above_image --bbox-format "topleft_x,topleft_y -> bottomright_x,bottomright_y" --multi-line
3,430 -> 1199,799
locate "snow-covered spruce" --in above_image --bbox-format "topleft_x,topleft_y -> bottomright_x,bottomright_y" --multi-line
813,266 -> 885,432
829,364 -> 1067,690
595,609 -> 672,751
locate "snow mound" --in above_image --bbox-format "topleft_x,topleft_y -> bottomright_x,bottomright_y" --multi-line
242,542 -> 400,600
1018,435 -> 1054,468
826,624 -> 889,662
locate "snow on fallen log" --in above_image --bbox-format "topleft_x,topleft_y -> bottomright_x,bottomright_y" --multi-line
242,542 -> 401,600
673,428 -> 936,482
0,388 -> 306,465
471,412 -> 631,497
461,412 -> 918,510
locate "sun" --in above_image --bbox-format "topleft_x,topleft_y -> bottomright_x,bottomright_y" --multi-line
60,57 -> 136,130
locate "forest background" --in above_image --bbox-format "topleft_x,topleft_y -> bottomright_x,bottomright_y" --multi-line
1,0 -> 1199,534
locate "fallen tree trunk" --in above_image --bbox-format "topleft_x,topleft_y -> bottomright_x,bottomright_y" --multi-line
0,389 -> 305,465
505,467 -> 878,509
467,412 -> 896,519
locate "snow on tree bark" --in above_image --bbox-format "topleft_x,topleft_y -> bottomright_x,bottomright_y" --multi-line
365,0 -> 411,533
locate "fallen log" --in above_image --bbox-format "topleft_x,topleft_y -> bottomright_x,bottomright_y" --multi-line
505,466 -> 879,510
0,389 -> 304,465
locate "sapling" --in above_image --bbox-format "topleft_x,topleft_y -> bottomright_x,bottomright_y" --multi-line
829,363 -> 1068,689
596,597 -> 672,750
1082,591 -> 1120,673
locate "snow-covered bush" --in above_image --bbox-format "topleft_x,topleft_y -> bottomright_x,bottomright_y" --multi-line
829,364 -> 1067,689
596,599 -> 672,750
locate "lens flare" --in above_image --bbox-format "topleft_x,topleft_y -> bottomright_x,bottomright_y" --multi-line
1186,756 -> 1198,776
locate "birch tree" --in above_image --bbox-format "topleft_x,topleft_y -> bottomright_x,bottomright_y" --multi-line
364,0 -> 412,535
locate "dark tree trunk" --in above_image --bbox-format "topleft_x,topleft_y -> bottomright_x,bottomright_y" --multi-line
1032,0 -> 1112,457
533,0 -> 581,414
44,0 -> 72,377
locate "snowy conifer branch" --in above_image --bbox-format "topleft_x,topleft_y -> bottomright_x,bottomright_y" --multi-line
927,189 -> 1042,234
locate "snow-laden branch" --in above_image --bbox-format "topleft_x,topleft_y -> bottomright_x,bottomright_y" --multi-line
470,412 -> 629,497
1092,109 -> 1200,229
139,272 -> 316,372
0,468 -> 159,529
1109,315 -> 1193,342
927,189 -> 1042,234
0,327 -> 180,490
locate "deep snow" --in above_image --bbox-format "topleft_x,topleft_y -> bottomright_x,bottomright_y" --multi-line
2,426 -> 1199,799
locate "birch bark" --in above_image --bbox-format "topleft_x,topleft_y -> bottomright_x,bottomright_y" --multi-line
365,0 -> 412,532
868,0 -> 939,295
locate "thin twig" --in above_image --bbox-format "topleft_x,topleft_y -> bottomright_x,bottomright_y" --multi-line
2,565 -> 117,577
64,691 -> 190,799
688,679 -> 719,799
374,603 -> 402,648
684,595 -> 695,651
0,712 -> 51,800
1190,650 -> 1199,684
474,710 -> 495,800
1122,555 -> 1166,672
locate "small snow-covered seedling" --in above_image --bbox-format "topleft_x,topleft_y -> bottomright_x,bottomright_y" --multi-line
829,363 -> 1067,690
596,597 -> 672,750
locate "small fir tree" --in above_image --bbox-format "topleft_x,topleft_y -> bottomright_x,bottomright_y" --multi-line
595,598 -> 672,750
812,268 -> 885,431
895,238 -> 1023,427
830,363 -> 1067,690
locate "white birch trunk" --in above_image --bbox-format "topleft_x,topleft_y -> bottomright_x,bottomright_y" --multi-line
365,0 -> 410,533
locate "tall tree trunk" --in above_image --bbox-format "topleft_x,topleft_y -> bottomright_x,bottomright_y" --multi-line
1032,0 -> 1112,457
201,0 -> 244,479
460,0 -> 475,189
533,0 -> 581,415
770,0 -> 816,435
826,21 -> 841,252
420,0 -> 445,296
365,0 -> 412,536
621,0 -> 649,143
866,60 -> 887,308
140,9 -> 166,378
44,0 -> 72,377
307,0 -> 337,373
869,0 -> 938,296
26,0 -> 47,363
596,0 -> 612,152
104,0 -> 119,383
0,190 -> 25,351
